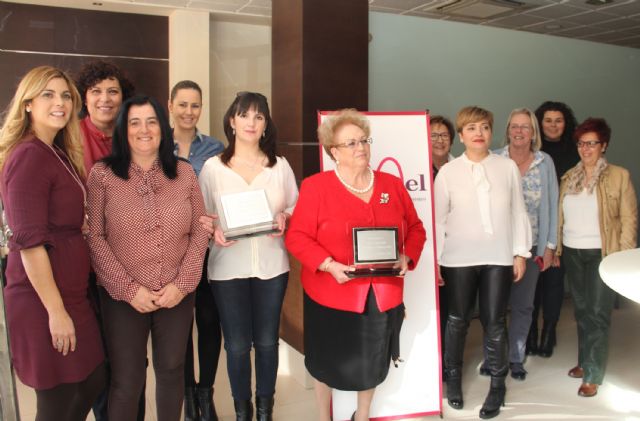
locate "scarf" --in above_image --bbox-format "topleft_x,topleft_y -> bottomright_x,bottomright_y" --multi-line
564,157 -> 608,195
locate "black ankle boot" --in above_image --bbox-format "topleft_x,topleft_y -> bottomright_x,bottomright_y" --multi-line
196,386 -> 218,421
233,399 -> 253,421
184,387 -> 199,421
256,395 -> 274,421
479,376 -> 506,419
445,368 -> 463,409
538,321 -> 556,358
525,322 -> 538,356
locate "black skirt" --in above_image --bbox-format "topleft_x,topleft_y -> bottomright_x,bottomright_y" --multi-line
303,288 -> 404,391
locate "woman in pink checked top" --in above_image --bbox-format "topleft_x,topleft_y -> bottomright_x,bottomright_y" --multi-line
87,95 -> 209,421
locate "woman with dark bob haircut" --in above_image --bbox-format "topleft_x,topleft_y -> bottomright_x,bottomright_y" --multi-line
556,117 -> 636,397
87,95 -> 209,420
199,92 -> 298,421
527,101 -> 579,358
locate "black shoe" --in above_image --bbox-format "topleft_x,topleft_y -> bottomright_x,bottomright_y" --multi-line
538,321 -> 557,358
510,363 -> 527,381
479,376 -> 506,419
525,323 -> 538,356
184,387 -> 199,421
479,362 -> 490,377
233,399 -> 253,421
196,386 -> 218,421
256,395 -> 274,421
445,368 -> 463,409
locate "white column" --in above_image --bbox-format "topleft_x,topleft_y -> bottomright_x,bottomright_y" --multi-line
169,9 -> 210,134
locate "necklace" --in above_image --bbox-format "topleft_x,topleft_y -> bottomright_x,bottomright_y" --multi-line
334,167 -> 374,194
234,154 -> 264,170
43,141 -> 87,208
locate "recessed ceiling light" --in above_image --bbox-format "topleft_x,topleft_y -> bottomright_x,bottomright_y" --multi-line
586,0 -> 614,5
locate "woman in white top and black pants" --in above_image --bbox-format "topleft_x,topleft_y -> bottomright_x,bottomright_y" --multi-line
199,92 -> 298,421
434,106 -> 531,419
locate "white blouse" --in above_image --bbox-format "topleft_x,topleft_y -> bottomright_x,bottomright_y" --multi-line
199,155 -> 299,280
434,152 -> 532,267
562,189 -> 602,249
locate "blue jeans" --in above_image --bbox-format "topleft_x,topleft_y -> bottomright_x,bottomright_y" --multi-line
210,273 -> 288,400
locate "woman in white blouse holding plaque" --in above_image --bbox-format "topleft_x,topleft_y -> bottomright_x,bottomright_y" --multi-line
434,106 -> 531,420
198,92 -> 298,421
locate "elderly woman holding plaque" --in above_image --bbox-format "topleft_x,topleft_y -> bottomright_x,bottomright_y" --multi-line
199,92 -> 298,421
285,109 -> 426,421
434,106 -> 532,419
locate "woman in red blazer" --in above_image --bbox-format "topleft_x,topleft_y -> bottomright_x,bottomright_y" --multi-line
286,109 -> 426,421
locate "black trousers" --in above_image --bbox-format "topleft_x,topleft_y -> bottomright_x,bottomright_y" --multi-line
35,362 -> 107,421
531,264 -> 565,326
184,252 -> 222,388
99,288 -> 195,421
442,265 -> 512,377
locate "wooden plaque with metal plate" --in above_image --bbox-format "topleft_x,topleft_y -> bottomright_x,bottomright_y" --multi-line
346,226 -> 403,278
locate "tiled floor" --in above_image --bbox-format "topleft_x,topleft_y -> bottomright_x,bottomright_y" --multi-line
15,297 -> 640,420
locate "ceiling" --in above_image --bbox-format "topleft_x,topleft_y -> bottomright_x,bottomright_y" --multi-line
7,0 -> 640,49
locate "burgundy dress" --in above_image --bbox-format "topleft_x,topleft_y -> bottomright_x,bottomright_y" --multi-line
1,136 -> 104,390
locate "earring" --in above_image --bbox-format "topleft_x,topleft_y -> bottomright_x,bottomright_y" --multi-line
232,128 -> 236,136
262,131 -> 266,138
335,159 -> 340,165
26,107 -> 31,113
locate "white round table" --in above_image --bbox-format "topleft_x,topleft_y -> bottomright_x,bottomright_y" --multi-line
599,248 -> 640,304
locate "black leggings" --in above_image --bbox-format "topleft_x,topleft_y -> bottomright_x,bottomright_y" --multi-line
35,362 -> 107,421
442,265 -> 512,377
184,253 -> 222,388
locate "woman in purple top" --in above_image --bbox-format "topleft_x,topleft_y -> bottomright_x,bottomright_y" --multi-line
0,66 -> 105,420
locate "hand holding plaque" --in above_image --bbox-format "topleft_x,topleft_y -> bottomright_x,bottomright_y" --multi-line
346,225 -> 405,278
215,189 -> 279,241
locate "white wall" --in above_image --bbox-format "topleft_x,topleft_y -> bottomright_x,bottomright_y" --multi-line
369,12 -> 640,191
209,17 -> 272,142
170,10 -> 211,133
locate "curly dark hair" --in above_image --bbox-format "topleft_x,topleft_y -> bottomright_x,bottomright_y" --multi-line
534,101 -> 577,144
75,60 -> 135,118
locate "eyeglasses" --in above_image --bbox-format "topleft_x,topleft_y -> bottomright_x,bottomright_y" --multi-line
576,140 -> 602,149
509,124 -> 532,132
236,91 -> 267,100
431,132 -> 451,142
334,138 -> 373,149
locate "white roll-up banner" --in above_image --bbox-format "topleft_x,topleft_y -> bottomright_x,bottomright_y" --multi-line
318,111 -> 442,420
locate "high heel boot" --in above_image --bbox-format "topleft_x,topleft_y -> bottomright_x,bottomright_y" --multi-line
184,387 -> 199,421
525,321 -> 538,356
196,386 -> 218,421
233,399 -> 253,421
538,321 -> 556,358
479,376 -> 506,419
445,368 -> 463,409
256,395 -> 274,421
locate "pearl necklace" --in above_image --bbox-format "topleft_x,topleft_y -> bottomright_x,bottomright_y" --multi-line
334,167 -> 374,194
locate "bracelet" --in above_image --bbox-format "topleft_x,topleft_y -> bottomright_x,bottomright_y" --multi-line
322,258 -> 334,272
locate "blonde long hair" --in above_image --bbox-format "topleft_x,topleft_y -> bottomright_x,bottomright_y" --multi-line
0,66 -> 85,177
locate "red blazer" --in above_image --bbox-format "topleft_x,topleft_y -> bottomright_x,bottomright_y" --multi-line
286,170 -> 426,313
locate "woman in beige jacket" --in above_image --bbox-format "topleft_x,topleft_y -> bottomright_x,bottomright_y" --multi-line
556,117 -> 637,398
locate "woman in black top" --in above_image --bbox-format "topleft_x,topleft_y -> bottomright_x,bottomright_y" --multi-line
527,101 -> 579,358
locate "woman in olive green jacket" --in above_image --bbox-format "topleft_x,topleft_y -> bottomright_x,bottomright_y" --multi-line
556,117 -> 637,398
